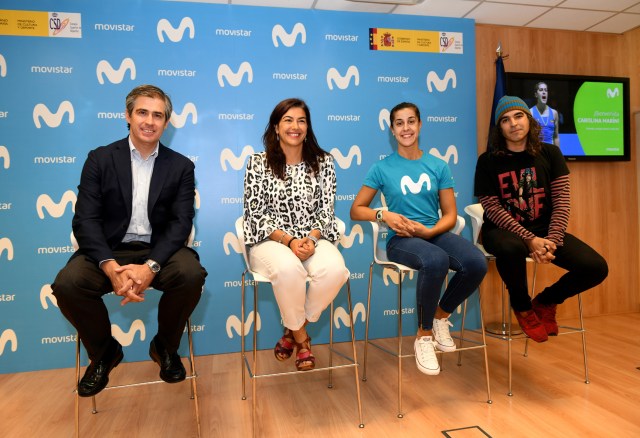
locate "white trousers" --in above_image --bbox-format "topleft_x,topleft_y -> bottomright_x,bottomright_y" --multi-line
248,239 -> 348,330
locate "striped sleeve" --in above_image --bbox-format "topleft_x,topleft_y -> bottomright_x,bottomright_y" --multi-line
479,195 -> 536,241
546,174 -> 570,246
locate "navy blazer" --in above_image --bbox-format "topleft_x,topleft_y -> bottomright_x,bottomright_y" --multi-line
72,137 -> 196,266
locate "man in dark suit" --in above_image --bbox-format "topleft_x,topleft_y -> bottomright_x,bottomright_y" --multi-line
52,84 -> 207,397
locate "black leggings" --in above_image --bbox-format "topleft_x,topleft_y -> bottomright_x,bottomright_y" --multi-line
481,226 -> 608,312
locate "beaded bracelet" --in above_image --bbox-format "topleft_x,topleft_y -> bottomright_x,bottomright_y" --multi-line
287,237 -> 295,248
277,231 -> 287,244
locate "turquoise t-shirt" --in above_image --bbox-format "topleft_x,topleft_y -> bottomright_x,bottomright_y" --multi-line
363,151 -> 455,237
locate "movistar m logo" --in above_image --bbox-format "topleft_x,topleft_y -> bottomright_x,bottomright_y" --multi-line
340,224 -> 364,249
217,62 -> 253,87
112,319 -> 146,346
226,311 -> 261,338
0,146 -> 9,169
606,88 -> 619,98
40,284 -> 58,309
171,102 -> 198,128
378,108 -> 391,131
426,68 -> 456,92
401,174 -> 431,195
0,329 -> 17,355
327,66 -> 359,90
0,54 -> 6,77
223,231 -> 242,256
330,145 -> 361,170
429,145 -> 458,164
334,302 -> 366,328
157,17 -> 195,43
33,101 -> 74,128
0,237 -> 14,261
220,145 -> 255,171
272,23 -> 306,47
36,190 -> 76,219
96,58 -> 136,84
383,268 -> 415,286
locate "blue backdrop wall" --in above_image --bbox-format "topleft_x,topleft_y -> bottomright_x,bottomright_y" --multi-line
0,0 -> 478,374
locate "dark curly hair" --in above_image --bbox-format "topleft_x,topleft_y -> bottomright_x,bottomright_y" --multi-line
489,112 -> 542,156
262,98 -> 329,180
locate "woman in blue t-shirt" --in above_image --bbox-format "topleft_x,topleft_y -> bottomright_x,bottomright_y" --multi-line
350,102 -> 487,376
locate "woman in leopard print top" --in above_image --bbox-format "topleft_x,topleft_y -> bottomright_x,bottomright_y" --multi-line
242,98 -> 348,371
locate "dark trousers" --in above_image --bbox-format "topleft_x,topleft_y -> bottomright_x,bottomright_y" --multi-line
52,243 -> 207,361
482,226 -> 608,312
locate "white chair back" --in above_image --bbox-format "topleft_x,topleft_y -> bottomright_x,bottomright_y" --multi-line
463,203 -> 493,258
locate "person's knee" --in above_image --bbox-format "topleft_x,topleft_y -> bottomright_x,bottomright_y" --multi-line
467,253 -> 488,277
589,255 -> 609,284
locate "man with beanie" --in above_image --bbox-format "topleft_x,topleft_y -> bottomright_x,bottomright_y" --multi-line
472,95 -> 607,342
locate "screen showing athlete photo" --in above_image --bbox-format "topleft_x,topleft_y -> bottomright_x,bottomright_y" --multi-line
506,73 -> 630,162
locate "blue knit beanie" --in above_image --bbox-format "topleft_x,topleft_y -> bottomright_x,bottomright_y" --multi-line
494,95 -> 531,125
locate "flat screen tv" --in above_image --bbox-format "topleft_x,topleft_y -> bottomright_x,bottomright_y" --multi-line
505,72 -> 630,161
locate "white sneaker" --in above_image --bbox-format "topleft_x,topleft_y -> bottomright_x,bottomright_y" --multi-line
433,317 -> 456,352
414,336 -> 440,375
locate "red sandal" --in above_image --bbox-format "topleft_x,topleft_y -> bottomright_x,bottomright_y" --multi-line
295,336 -> 315,371
274,328 -> 295,361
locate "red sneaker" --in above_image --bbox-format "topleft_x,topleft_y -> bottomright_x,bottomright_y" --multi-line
514,310 -> 548,343
532,297 -> 559,336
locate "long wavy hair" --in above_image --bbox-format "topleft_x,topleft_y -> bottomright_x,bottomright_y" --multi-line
489,113 -> 542,156
262,98 -> 328,180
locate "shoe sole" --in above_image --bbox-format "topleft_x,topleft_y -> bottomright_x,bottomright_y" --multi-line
434,342 -> 456,353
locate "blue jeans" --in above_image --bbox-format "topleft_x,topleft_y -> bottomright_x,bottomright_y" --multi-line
386,232 -> 487,331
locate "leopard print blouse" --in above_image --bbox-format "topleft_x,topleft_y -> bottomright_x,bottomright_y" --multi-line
242,152 -> 339,245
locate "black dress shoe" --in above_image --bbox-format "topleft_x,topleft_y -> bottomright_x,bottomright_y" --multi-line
149,337 -> 186,383
78,341 -> 124,397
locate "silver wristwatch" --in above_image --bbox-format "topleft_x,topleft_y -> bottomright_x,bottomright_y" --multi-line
375,209 -> 385,223
145,259 -> 161,274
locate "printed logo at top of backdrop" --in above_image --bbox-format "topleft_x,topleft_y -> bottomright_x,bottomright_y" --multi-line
369,27 -> 462,54
272,22 -> 305,47
157,17 -> 195,43
96,57 -> 136,84
33,100 -> 74,128
439,31 -> 463,54
0,10 -> 81,38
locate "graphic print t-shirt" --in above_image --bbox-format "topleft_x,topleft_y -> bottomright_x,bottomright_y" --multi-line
363,151 -> 454,238
474,143 -> 569,229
